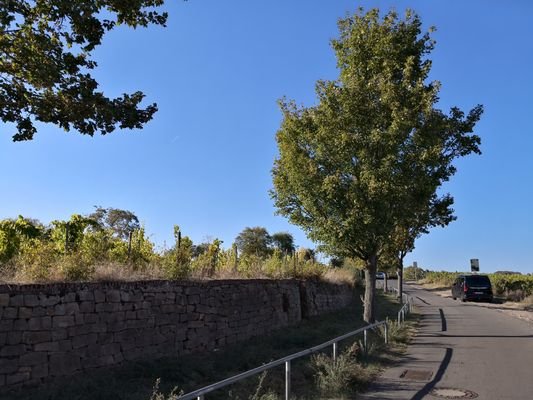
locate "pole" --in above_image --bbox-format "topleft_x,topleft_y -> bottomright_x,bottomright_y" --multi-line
285,360 -> 291,400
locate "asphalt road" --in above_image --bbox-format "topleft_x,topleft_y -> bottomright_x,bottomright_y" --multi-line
360,284 -> 533,400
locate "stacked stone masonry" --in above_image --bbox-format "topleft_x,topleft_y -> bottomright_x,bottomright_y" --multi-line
0,279 -> 353,388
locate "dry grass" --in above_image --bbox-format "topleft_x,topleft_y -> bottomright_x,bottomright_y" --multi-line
1,262 -> 169,285
1,259 -> 358,287
322,268 -> 359,286
522,294 -> 533,310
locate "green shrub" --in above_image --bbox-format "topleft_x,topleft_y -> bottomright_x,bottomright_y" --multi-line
312,351 -> 370,397
15,238 -> 58,281
149,378 -> 183,400
56,252 -> 95,281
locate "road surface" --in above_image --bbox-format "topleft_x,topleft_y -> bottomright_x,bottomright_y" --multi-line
360,284 -> 533,400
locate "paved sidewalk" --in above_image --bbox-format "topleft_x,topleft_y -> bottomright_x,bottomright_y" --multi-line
359,284 -> 533,400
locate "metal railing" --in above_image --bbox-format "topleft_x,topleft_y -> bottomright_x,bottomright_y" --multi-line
179,320 -> 388,400
397,295 -> 413,325
377,282 -> 414,325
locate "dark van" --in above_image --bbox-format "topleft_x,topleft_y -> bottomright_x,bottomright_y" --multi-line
451,274 -> 493,303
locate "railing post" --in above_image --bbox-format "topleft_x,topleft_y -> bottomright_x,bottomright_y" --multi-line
285,360 -> 291,400
332,342 -> 337,362
384,321 -> 388,345
197,396 -> 204,400
363,329 -> 367,354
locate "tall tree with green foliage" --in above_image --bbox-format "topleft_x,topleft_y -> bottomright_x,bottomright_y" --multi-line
89,207 -> 140,240
271,8 -> 482,322
271,232 -> 295,255
383,193 -> 455,301
0,216 -> 42,263
234,227 -> 272,258
1,0 -> 168,141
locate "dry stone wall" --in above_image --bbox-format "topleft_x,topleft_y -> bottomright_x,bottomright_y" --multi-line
0,279 -> 354,388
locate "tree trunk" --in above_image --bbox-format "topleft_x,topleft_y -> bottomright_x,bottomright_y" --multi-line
363,254 -> 378,323
397,260 -> 404,303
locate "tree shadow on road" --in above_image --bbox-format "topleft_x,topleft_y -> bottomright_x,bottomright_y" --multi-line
411,347 -> 453,400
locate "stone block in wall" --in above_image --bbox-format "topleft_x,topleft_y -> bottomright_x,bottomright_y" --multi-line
3,307 -> 17,319
0,320 -> 13,332
72,333 -> 97,349
9,295 -> 24,307
129,290 -> 143,302
0,358 -> 18,374
34,341 -> 59,352
100,343 -> 121,357
53,316 -> 75,329
49,353 -> 81,376
77,290 -> 94,302
108,320 -> 126,332
119,339 -> 136,352
82,356 -> 111,369
22,331 -> 51,344
106,290 -> 121,303
58,340 -> 72,352
39,294 -> 59,307
114,329 -> 135,343
114,352 -> 124,364
120,291 -> 131,302
185,287 -> 201,295
95,303 -> 120,313
125,311 -> 136,320
7,331 -> 22,345
94,290 -> 106,303
23,295 -> 39,307
62,293 -> 76,303
54,304 -> 66,316
31,307 -> 46,318
31,363 -> 48,379
19,352 -> 47,367
28,317 -> 51,331
51,329 -> 68,341
64,303 -> 80,315
98,332 -> 114,344
0,293 -> 9,307
90,323 -> 107,334
13,319 -> 28,331
74,313 -> 84,325
0,344 -> 26,357
84,313 -> 98,324
6,371 -> 30,385
136,309 -> 151,320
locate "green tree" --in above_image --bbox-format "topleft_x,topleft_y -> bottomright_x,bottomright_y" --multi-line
234,227 -> 272,258
383,194 -> 455,301
50,214 -> 98,253
162,225 -> 191,279
0,216 -> 43,263
297,247 -> 316,263
89,207 -> 140,240
271,232 -> 295,255
271,8 -> 482,322
1,0 -> 167,141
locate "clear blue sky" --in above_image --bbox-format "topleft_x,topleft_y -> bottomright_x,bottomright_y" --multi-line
1,1 -> 532,273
